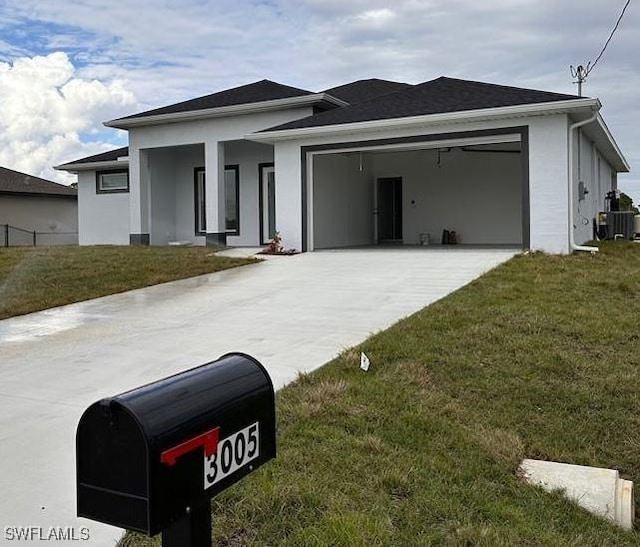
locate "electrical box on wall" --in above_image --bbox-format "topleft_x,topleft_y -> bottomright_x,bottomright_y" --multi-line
578,181 -> 589,201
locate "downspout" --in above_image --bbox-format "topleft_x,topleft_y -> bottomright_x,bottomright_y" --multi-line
568,109 -> 600,253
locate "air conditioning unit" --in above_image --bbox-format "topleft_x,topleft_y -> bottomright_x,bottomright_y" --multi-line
597,211 -> 636,240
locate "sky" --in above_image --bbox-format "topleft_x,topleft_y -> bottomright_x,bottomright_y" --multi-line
0,0 -> 638,202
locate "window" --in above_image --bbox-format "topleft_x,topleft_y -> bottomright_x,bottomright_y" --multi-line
194,168 -> 207,235
193,165 -> 240,236
96,170 -> 129,193
225,165 -> 240,236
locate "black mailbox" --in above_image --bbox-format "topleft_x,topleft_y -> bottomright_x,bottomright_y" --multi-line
76,353 -> 276,539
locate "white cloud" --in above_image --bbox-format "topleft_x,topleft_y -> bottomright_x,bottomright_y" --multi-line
351,8 -> 397,27
0,52 -> 135,183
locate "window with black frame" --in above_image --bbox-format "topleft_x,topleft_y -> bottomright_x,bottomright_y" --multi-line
194,165 -> 240,236
96,170 -> 129,193
225,165 -> 239,236
194,168 -> 207,235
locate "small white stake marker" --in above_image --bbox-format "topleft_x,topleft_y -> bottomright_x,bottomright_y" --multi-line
360,352 -> 370,372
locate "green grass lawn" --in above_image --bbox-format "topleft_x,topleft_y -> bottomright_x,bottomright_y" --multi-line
124,242 -> 638,546
0,246 -> 255,320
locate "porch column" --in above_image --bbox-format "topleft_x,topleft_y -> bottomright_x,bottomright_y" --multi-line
129,147 -> 151,245
274,141 -> 303,251
204,141 -> 226,246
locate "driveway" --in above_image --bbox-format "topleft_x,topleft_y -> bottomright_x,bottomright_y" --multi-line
0,247 -> 515,545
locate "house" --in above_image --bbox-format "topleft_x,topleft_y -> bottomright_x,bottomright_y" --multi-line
0,166 -> 78,245
55,77 -> 629,253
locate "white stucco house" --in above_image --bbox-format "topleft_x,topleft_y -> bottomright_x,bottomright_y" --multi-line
56,77 -> 628,253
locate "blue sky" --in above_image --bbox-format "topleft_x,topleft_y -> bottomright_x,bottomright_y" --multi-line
0,0 -> 638,203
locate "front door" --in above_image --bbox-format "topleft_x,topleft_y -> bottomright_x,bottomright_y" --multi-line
260,164 -> 276,244
377,177 -> 403,242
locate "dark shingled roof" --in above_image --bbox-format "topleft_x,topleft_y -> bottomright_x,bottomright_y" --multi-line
119,80 -> 314,120
323,78 -> 413,104
262,76 -> 581,132
0,166 -> 77,197
59,146 -> 129,166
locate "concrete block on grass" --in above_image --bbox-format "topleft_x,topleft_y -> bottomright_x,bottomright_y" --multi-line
519,459 -> 634,530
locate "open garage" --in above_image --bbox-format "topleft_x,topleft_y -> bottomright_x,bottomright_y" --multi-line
308,133 -> 527,250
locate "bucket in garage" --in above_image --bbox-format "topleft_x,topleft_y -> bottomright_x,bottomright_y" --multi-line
420,233 -> 431,246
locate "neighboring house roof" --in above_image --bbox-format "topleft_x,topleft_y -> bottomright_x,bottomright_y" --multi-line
323,78 -> 413,104
117,80 -> 315,121
58,146 -> 129,168
260,76 -> 581,132
0,166 -> 77,198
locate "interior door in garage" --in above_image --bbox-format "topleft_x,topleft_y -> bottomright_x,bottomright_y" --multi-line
377,177 -> 403,242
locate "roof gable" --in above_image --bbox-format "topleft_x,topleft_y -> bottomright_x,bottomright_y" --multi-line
323,78 -> 412,104
0,166 -> 77,197
261,76 -> 581,132
120,80 -> 314,121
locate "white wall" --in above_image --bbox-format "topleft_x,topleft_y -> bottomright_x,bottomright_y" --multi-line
274,114 -> 575,253
174,146 -> 205,244
0,194 -> 77,244
312,153 -> 374,248
312,147 -> 522,249
371,147 -> 522,245
225,140 -> 274,246
77,170 -> 130,245
146,144 -> 205,245
526,115 -> 569,253
149,149 -> 178,244
274,140 -> 303,251
571,126 -> 616,244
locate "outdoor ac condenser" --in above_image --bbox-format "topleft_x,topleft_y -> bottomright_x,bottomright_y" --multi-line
597,211 -> 636,240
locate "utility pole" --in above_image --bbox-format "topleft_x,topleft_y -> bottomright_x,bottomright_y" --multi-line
570,64 -> 588,97
570,0 -> 631,97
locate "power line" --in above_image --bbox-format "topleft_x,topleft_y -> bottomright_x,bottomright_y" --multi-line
586,0 -> 631,76
570,0 -> 631,95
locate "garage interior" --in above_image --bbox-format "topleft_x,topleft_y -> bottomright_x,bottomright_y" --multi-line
310,138 -> 524,250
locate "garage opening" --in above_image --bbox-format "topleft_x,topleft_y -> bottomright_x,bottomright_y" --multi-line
309,137 -> 525,250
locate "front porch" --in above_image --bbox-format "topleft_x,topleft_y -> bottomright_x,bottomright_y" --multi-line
136,139 -> 276,247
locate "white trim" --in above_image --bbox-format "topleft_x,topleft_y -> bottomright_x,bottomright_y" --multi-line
595,113 -> 630,172
306,158 -> 314,251
54,159 -> 130,172
309,134 -> 521,157
248,98 -> 600,142
105,93 -> 348,129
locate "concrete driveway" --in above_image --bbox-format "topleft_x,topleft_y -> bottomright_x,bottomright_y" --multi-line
0,247 -> 515,545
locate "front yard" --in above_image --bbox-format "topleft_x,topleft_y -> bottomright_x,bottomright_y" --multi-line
0,246 -> 255,320
122,242 -> 640,545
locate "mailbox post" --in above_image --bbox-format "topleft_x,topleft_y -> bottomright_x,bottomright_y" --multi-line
76,353 -> 276,546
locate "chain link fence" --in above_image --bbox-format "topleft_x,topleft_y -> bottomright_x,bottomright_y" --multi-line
1,224 -> 78,247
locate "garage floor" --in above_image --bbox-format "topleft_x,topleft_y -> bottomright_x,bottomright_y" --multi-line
0,247 -> 516,546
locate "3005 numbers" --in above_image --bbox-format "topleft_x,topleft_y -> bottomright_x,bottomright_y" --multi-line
204,422 -> 259,488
